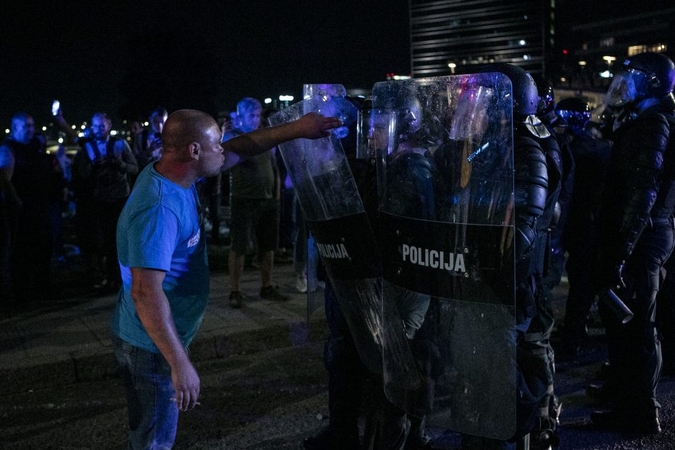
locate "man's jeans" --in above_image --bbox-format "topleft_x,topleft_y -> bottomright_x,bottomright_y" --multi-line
113,336 -> 178,450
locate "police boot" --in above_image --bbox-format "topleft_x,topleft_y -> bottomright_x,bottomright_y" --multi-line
362,411 -> 409,450
303,425 -> 361,450
304,338 -> 363,450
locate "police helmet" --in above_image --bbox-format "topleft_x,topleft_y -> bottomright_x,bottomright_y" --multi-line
555,97 -> 591,130
605,52 -> 675,107
531,73 -> 556,117
476,63 -> 539,117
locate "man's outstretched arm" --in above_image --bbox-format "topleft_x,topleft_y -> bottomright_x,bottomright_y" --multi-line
221,112 -> 340,170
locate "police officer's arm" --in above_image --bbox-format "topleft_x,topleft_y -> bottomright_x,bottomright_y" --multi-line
220,112 -> 340,170
612,113 -> 670,265
513,135 -> 548,280
130,267 -> 200,412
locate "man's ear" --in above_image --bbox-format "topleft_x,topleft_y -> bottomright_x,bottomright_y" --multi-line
190,142 -> 200,160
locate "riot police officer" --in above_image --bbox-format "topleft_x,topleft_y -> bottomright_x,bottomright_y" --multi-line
590,52 -> 675,434
463,63 -> 563,450
303,95 -> 431,450
532,77 -> 577,360
552,98 -> 613,362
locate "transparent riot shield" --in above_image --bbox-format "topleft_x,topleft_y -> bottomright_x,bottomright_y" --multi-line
300,85 -> 360,318
268,93 -> 419,382
371,74 -> 517,439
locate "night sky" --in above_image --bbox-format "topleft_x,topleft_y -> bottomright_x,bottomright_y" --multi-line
0,0 -> 411,130
0,0 -> 665,131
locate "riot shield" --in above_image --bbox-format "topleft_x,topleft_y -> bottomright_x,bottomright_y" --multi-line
299,85 -> 359,318
268,92 -> 419,382
371,74 -> 517,439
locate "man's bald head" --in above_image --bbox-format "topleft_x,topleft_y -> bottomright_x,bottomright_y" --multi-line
162,109 -> 219,153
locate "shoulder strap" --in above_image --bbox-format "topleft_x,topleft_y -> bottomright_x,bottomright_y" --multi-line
86,140 -> 102,160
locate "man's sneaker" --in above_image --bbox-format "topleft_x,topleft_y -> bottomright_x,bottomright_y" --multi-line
260,285 -> 289,301
296,275 -> 308,293
229,291 -> 243,309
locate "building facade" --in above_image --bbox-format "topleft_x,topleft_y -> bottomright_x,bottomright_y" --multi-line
409,0 -> 555,78
559,7 -> 675,93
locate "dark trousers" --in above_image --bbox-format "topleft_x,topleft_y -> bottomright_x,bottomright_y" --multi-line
657,252 -> 675,373
77,198 -> 125,284
563,220 -> 601,350
323,282 -> 366,438
601,223 -> 674,413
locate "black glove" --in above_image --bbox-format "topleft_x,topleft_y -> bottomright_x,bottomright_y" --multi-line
593,260 -> 627,293
608,261 -> 627,291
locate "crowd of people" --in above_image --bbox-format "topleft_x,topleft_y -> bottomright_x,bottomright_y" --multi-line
0,99 -> 304,305
1,51 -> 675,450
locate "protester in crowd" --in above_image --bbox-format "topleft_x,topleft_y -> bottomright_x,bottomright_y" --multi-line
129,120 -> 143,142
132,106 -> 168,172
263,107 -> 294,263
223,97 -> 287,308
111,108 -> 339,449
71,112 -> 138,292
0,112 -> 67,304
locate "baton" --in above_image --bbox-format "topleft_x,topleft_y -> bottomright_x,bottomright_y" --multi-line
599,288 -> 633,324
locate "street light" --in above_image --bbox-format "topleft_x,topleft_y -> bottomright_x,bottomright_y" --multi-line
601,55 -> 616,79
448,62 -> 456,74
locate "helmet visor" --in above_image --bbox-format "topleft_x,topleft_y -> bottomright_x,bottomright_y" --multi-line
605,68 -> 653,107
556,109 -> 591,128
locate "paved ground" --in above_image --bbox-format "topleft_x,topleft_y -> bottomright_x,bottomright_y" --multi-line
3,250 -> 675,449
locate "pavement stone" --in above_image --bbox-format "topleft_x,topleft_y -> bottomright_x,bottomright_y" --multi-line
0,261 -> 327,391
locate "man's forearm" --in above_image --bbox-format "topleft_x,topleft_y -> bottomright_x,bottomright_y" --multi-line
222,123 -> 303,159
221,112 -> 340,161
133,286 -> 190,369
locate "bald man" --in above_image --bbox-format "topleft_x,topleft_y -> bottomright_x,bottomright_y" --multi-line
111,109 -> 339,449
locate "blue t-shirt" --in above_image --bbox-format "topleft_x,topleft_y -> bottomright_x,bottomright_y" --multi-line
111,164 -> 209,353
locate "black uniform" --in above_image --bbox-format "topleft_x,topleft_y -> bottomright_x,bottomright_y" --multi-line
593,101 -> 675,432
512,122 -> 562,443
558,129 -> 612,358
